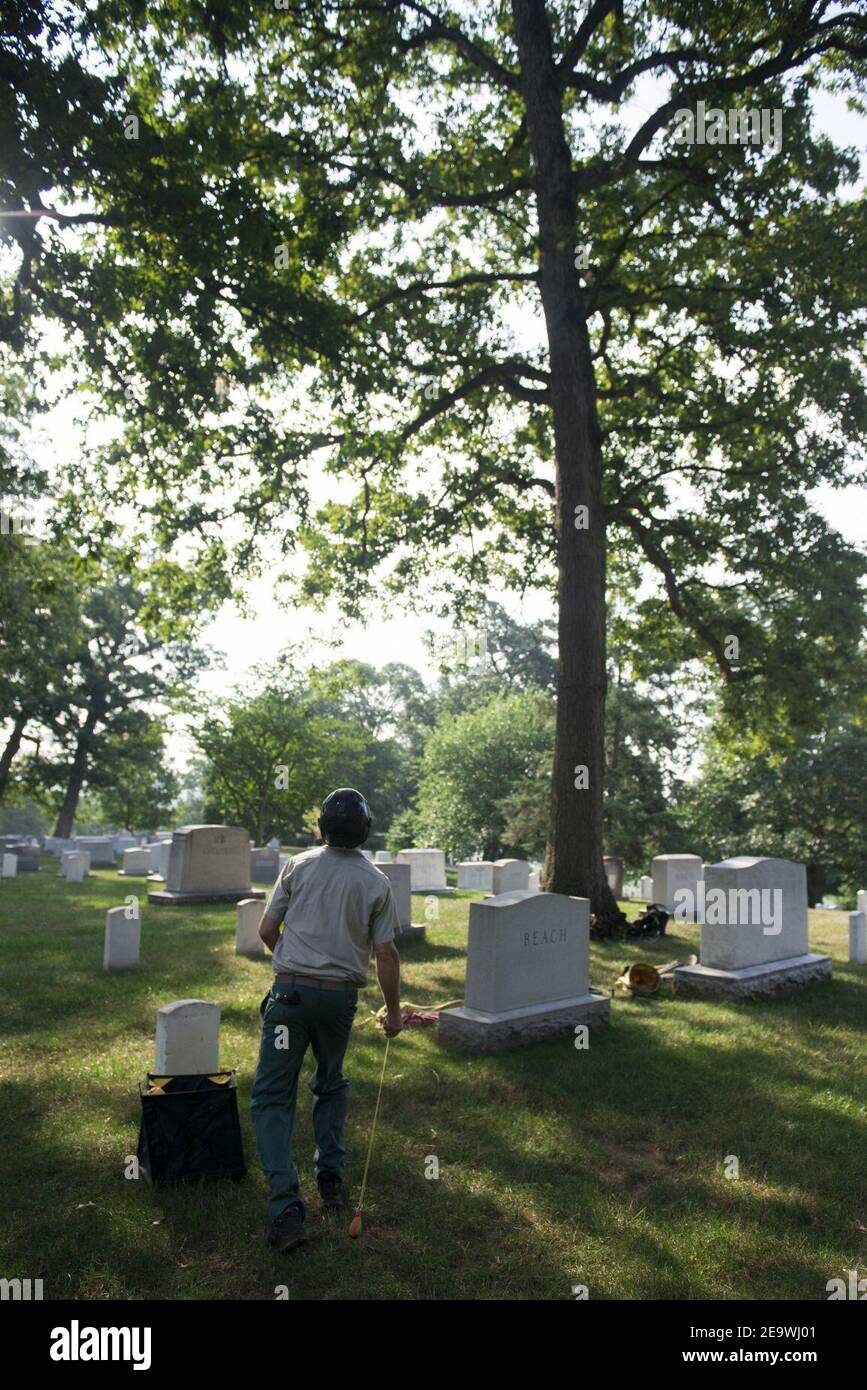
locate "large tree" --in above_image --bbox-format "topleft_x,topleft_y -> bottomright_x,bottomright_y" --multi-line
36,563 -> 206,836
4,1 -> 866,911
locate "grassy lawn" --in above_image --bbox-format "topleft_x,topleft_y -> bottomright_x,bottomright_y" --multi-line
0,857 -> 864,1301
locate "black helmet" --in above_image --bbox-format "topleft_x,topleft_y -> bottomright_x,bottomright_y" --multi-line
318,788 -> 372,849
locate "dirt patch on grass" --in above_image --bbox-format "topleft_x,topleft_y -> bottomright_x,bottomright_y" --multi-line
597,1138 -> 683,1186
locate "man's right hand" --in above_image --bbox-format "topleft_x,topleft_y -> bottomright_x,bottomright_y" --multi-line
382,1009 -> 403,1037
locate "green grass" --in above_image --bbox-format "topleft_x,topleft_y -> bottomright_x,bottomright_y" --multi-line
0,859 -> 865,1301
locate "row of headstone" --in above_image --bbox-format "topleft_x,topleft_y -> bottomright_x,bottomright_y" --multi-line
44,836 -> 75,856
440,854 -> 840,1049
456,859 -> 531,894
58,837 -> 862,1061
73,836 -> 116,867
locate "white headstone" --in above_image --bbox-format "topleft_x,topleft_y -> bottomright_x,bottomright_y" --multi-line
266,836 -> 281,851
62,848 -> 91,875
148,840 -> 171,878
155,999 -> 220,1074
438,891 -> 609,1051
849,911 -> 867,965
250,846 -> 280,883
62,852 -> 89,882
652,854 -> 703,916
857,890 -> 867,918
675,856 -> 832,998
457,861 -> 495,891
374,851 -> 392,864
104,903 -> 141,970
159,825 -> 253,899
696,857 -> 807,969
528,871 -> 541,893
121,847 -> 150,876
378,862 -> 412,930
73,836 -> 115,867
492,859 -> 530,894
235,899 -> 265,957
2,853 -> 17,878
640,875 -> 654,900
396,848 -> 447,891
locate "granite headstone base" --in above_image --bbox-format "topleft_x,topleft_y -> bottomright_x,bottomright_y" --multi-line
438,989 -> 610,1053
148,888 -> 266,906
674,952 -> 832,1000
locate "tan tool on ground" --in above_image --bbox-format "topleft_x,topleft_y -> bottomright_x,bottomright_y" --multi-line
613,956 -> 698,997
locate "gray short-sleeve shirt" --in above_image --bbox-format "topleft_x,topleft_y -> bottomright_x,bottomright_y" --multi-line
265,846 -> 398,985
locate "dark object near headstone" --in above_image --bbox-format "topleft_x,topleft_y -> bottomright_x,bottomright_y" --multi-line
590,907 -> 629,941
628,903 -> 670,941
9,844 -> 39,871
137,1071 -> 246,1185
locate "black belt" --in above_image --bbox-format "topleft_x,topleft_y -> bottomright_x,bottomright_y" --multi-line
274,971 -> 356,991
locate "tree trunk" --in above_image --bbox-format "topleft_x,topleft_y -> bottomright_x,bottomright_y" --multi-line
806,862 -> 824,908
0,712 -> 28,801
53,709 -> 99,837
513,0 -> 616,916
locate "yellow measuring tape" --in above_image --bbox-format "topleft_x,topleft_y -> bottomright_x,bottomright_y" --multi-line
354,1036 -> 391,1217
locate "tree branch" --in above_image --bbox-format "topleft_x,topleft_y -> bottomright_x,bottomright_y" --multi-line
557,0 -> 621,82
348,270 -> 538,322
615,510 -> 739,681
400,1 -> 521,90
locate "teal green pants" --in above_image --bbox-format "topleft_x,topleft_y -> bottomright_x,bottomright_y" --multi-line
250,980 -> 358,1222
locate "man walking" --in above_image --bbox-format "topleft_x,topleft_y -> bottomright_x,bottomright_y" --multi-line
251,787 -> 403,1252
